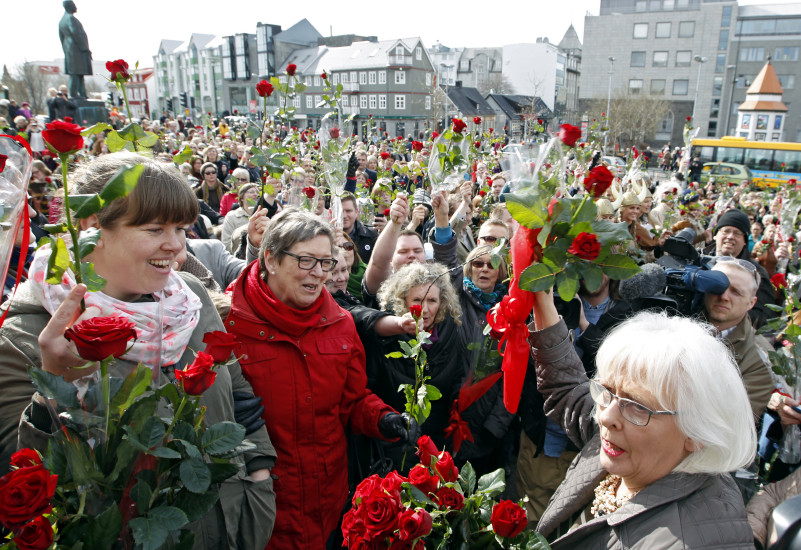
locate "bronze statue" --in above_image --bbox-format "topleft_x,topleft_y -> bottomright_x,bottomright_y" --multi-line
58,1 -> 92,99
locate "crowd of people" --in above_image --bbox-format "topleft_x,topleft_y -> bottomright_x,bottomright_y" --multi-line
2,98 -> 801,549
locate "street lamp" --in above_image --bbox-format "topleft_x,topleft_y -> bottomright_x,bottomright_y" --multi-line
691,55 -> 708,125
604,56 -> 615,153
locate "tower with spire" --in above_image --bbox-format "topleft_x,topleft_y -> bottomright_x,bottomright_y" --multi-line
736,57 -> 788,141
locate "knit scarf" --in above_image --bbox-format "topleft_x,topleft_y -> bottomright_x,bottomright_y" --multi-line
241,261 -> 325,337
463,277 -> 505,311
28,243 -> 201,368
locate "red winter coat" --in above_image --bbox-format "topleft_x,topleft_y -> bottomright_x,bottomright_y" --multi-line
226,263 -> 394,549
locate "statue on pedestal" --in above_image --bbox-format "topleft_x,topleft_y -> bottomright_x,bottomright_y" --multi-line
58,1 -> 92,99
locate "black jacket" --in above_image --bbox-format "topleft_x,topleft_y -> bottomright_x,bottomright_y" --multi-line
349,219 -> 378,263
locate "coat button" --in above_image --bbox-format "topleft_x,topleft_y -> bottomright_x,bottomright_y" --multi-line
342,345 -> 347,350
305,395 -> 312,403
322,316 -> 326,322
269,335 -> 274,340
243,354 -> 248,360
259,330 -> 265,336
229,320 -> 235,326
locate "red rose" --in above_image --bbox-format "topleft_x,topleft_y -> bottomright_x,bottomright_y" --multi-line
286,63 -> 297,76
9,449 -> 41,469
106,59 -> 130,83
788,236 -> 795,243
397,509 -> 432,541
568,232 -> 602,261
490,500 -> 527,538
686,116 -> 692,122
64,316 -> 137,361
537,118 -> 543,125
381,471 -> 407,495
329,127 -> 340,139
478,190 -> 486,197
583,165 -> 614,197
416,436 -> 439,468
772,272 -> 788,290
390,539 -> 425,550
321,72 -> 328,80
473,117 -> 482,125
433,486 -> 464,511
409,304 -> 422,319
408,465 -> 438,495
383,209 -> 390,217
434,452 -> 458,482
233,110 -> 238,115
380,152 -> 390,160
313,144 -> 319,150
0,153 -> 7,173
557,124 -> 581,147
352,474 -> 382,506
341,507 -> 367,542
452,118 -> 467,134
0,465 -> 57,529
411,140 -> 423,152
431,131 -> 439,139
489,128 -> 493,132
202,330 -> 237,363
302,186 -> 316,199
12,515 -> 53,550
362,487 -> 401,537
175,352 -> 217,396
42,119 -> 85,154
474,141 -> 481,148
256,80 -> 274,98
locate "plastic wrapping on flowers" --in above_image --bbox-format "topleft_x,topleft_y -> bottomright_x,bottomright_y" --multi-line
317,117 -> 349,228
501,136 -> 564,197
0,136 -> 32,305
428,130 -> 470,193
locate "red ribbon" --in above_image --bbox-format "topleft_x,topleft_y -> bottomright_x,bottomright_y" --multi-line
444,371 -> 504,453
444,403 -> 474,454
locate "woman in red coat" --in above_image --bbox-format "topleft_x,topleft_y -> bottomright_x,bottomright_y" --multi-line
226,208 -> 414,549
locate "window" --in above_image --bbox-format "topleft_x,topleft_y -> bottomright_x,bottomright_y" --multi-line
395,71 -> 406,85
293,96 -> 301,108
460,59 -> 470,70
718,29 -> 729,51
721,5 -> 732,27
633,23 -> 648,38
678,21 -> 694,37
306,95 -> 313,108
314,75 -> 321,87
778,74 -> 796,89
631,51 -> 646,67
425,95 -> 431,110
395,46 -> 404,56
425,73 -> 432,86
713,76 -> 723,97
378,71 -> 387,84
709,98 -> 720,119
656,22 -> 671,38
653,51 -> 668,67
350,71 -> 357,83
676,51 -> 691,67
673,79 -> 689,95
395,95 -> 406,109
415,47 -> 422,60
342,96 -> 349,107
715,53 -> 726,73
379,95 -> 387,109
636,0 -> 646,11
333,73 -> 339,85
360,95 -> 368,109
369,71 -> 376,84
369,95 -> 377,109
358,72 -> 366,85
775,47 -> 800,61
341,72 -> 348,83
650,79 -> 666,95
313,95 -> 322,107
740,47 -> 765,62
629,79 -> 644,94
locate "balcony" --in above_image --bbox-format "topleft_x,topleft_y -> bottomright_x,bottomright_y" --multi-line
342,82 -> 360,92
389,54 -> 413,66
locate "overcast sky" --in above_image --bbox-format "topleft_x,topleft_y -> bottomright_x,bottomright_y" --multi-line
2,0 -> 797,70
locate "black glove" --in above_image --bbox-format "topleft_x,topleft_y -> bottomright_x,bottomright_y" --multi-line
232,391 -> 266,435
379,412 -> 419,445
346,152 -> 359,179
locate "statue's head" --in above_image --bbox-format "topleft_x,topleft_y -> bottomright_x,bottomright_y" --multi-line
63,1 -> 77,14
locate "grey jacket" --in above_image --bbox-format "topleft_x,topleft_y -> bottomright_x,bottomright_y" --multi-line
530,320 -> 755,549
0,273 -> 276,550
187,238 -> 247,290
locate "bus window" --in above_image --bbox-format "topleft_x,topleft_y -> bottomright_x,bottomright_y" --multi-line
696,146 -> 715,163
718,147 -> 744,164
743,148 -> 774,171
775,150 -> 801,173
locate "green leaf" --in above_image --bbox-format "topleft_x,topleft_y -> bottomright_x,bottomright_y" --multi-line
571,197 -> 597,224
596,254 -> 640,280
250,155 -> 268,167
459,461 -> 477,496
575,261 -> 604,293
45,237 -> 71,284
81,122 -> 113,136
129,517 -> 168,550
131,480 -> 153,511
247,126 -> 261,141
99,164 -> 144,204
504,193 -> 547,229
173,489 -> 219,522
567,221 -> 593,238
149,506 -> 189,531
201,422 -> 246,455
159,381 -> 181,409
43,223 -> 67,234
173,421 -> 197,445
84,505 -> 122,550
180,457 -> 212,493
590,220 -> 632,245
556,270 -> 579,302
79,262 -> 106,292
106,130 -> 134,153
150,446 -> 182,459
207,462 -> 241,483
28,367 -> 79,407
72,194 -> 104,219
518,263 -> 557,292
426,385 -> 442,400
118,122 -> 148,142
476,468 -> 505,497
77,227 -> 101,258
110,363 -> 152,414
140,416 -> 167,449
525,531 -> 553,550
542,246 -> 567,270
137,132 -> 160,148
172,145 -> 193,165
399,340 -> 414,356
385,351 -> 404,359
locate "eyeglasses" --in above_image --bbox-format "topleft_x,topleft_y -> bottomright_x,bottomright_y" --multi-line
236,177 -> 249,182
204,171 -> 217,176
717,226 -> 745,239
282,250 -> 338,272
588,380 -> 677,427
471,260 -> 494,269
714,255 -> 759,285
338,242 -> 355,251
478,235 -> 499,244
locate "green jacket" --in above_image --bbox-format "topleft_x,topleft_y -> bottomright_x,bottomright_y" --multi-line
0,273 -> 276,550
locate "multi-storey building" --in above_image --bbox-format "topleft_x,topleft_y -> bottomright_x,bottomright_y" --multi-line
557,25 -> 583,125
280,38 -> 436,139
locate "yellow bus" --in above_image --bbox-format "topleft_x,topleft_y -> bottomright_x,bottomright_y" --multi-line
691,137 -> 801,188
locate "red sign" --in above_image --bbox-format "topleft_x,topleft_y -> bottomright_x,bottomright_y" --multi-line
249,100 -> 258,114
39,65 -> 60,74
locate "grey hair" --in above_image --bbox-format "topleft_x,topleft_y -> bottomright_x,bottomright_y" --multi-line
231,167 -> 250,183
377,262 -> 462,326
463,244 -> 508,283
595,310 -> 756,474
258,208 -> 336,277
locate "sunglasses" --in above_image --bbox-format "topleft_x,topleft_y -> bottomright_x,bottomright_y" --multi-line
339,242 -> 355,251
471,260 -> 494,269
204,171 -> 217,175
236,177 -> 249,182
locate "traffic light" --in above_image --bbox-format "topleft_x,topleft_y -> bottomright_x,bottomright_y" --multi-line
166,99 -> 173,112
190,96 -> 196,109
107,92 -> 113,104
180,92 -> 188,108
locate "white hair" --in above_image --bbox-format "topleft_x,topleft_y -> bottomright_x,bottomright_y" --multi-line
595,311 -> 756,474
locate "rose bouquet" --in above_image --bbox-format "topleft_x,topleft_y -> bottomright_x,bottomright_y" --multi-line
428,119 -> 470,193
342,436 -> 550,549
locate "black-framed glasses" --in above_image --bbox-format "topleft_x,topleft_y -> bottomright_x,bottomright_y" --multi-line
282,250 -> 338,272
339,242 -> 355,251
204,170 -> 217,175
236,177 -> 249,182
588,380 -> 677,427
478,235 -> 499,244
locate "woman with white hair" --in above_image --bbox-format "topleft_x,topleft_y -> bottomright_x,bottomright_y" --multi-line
527,289 -> 757,548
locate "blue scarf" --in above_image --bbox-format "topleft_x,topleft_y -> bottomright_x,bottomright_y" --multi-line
463,277 -> 505,311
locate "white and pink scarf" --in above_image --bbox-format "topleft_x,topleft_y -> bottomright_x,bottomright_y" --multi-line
28,243 -> 202,368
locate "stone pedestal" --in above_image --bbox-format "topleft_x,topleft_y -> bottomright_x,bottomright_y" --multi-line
73,98 -> 107,126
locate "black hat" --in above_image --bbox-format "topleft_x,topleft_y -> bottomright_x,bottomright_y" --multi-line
714,208 -> 750,237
